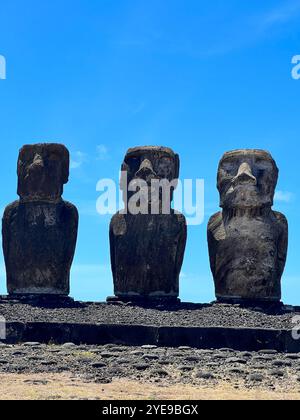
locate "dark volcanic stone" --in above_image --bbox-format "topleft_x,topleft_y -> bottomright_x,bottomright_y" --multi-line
142,354 -> 159,361
3,143 -> 78,296
184,356 -> 200,363
227,368 -> 245,375
270,369 -> 285,377
196,371 -> 215,380
91,362 -> 106,369
285,354 -> 300,360
151,369 -> 169,377
134,363 -> 150,371
208,150 -> 288,302
271,360 -> 292,368
258,350 -> 278,355
109,147 -> 187,302
249,373 -> 264,382
226,357 -> 247,365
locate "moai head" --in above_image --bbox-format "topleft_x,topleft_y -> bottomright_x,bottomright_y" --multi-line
120,146 -> 180,206
217,149 -> 278,210
17,143 -> 70,202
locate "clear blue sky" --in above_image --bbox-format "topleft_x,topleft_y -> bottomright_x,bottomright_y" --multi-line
0,0 -> 299,303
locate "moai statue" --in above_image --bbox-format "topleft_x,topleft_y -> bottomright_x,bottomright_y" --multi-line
109,146 -> 187,303
208,149 -> 288,303
2,144 -> 79,296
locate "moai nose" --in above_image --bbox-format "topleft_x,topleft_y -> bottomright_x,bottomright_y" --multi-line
31,153 -> 44,169
136,159 -> 156,179
233,162 -> 257,185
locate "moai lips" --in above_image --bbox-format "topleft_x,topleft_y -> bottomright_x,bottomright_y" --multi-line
208,149 -> 288,303
2,144 -> 78,296
109,146 -> 187,303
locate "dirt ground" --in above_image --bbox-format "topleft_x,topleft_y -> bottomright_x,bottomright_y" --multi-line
0,373 -> 300,400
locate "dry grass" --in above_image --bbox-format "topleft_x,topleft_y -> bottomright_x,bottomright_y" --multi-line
0,373 -> 300,400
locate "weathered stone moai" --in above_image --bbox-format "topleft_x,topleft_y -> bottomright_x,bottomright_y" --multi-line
208,149 -> 288,303
109,146 -> 187,303
2,144 -> 79,296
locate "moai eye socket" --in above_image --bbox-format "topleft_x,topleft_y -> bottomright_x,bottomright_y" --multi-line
48,153 -> 60,162
125,156 -> 140,173
155,157 -> 174,179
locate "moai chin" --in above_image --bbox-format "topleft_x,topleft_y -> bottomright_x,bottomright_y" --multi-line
109,146 -> 187,303
208,149 -> 288,303
2,144 -> 79,296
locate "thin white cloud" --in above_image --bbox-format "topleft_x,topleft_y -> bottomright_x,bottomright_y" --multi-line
96,144 -> 109,161
260,0 -> 300,28
131,102 -> 146,116
70,151 -> 88,170
274,190 -> 295,203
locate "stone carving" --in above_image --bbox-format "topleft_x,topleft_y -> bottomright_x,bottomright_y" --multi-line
208,149 -> 288,303
2,144 -> 78,296
109,146 -> 187,302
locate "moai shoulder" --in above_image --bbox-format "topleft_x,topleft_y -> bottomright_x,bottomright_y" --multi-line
2,143 -> 78,296
207,149 -> 288,303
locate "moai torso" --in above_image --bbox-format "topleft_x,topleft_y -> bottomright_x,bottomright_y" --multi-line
109,146 -> 187,302
2,144 -> 78,296
208,150 -> 288,302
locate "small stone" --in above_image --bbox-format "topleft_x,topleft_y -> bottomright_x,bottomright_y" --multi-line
269,369 -> 285,377
24,380 -> 49,386
134,363 -> 150,371
240,352 -> 252,358
196,371 -> 215,380
23,342 -> 41,347
141,345 -> 158,350
258,350 -> 278,355
178,365 -> 194,372
285,354 -> 300,360
91,362 -> 106,369
252,356 -> 273,362
100,353 -> 117,359
130,350 -> 144,356
158,359 -> 170,366
151,369 -> 169,377
184,356 -> 200,363
226,358 -> 247,365
41,361 -> 57,366
249,373 -> 264,382
62,343 -> 76,348
212,354 -> 228,360
271,360 -> 292,368
178,346 -> 191,351
143,354 -> 159,361
227,368 -> 245,375
199,350 -> 213,355
12,351 -> 26,356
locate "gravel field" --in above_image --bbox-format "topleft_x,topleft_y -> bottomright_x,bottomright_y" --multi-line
0,299 -> 299,330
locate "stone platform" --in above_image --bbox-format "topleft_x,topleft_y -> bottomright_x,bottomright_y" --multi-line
1,298 -> 300,353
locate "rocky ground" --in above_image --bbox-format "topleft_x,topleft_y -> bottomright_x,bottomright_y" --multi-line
0,299 -> 299,329
1,300 -> 300,399
1,342 -> 300,398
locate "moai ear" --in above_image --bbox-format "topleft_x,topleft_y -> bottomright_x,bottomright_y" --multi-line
174,154 -> 180,180
120,162 -> 129,192
61,147 -> 70,184
17,146 -> 27,178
